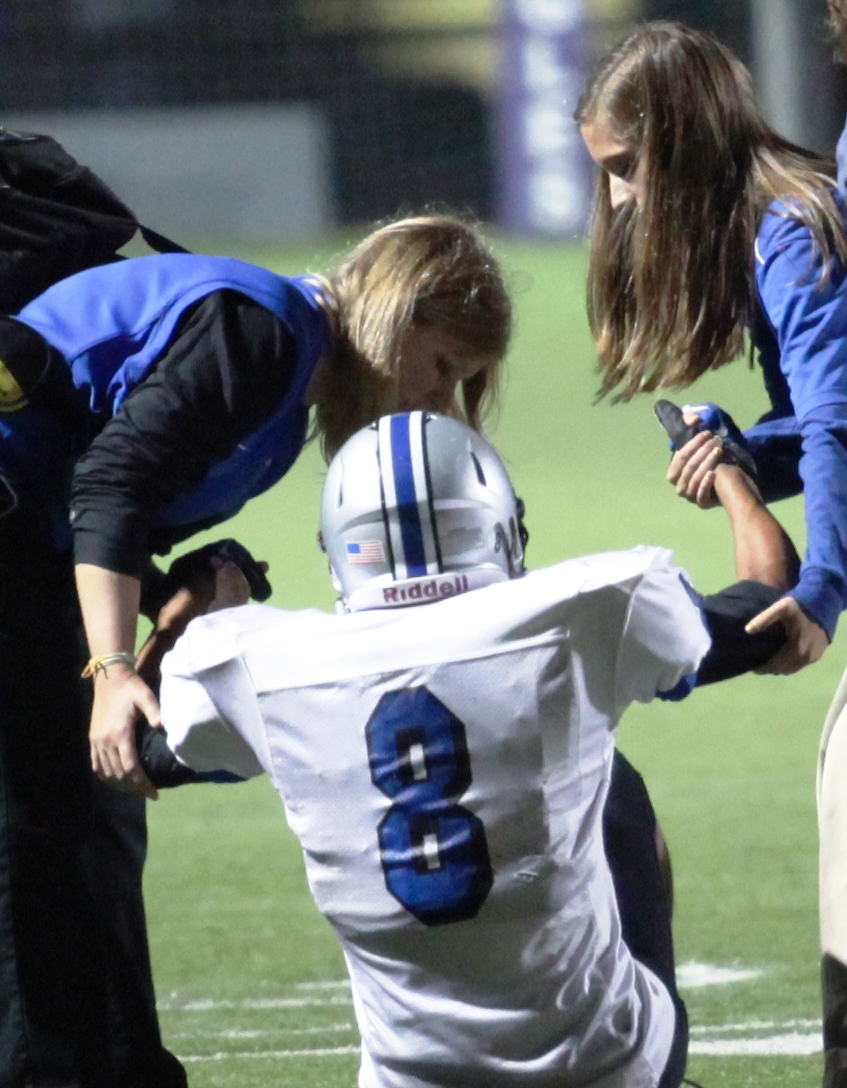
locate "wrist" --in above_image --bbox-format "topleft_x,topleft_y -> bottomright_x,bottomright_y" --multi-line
713,463 -> 761,508
82,652 -> 138,680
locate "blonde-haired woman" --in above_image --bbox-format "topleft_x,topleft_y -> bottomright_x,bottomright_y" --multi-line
576,22 -> 847,1087
315,214 -> 507,457
0,213 -> 510,1087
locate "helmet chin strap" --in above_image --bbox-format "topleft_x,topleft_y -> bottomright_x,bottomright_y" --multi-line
344,566 -> 511,613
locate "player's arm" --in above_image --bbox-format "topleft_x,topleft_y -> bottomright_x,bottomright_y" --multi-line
664,410 -> 834,674
673,428 -> 827,676
135,539 -> 270,688
694,464 -> 799,685
711,463 -> 799,591
654,399 -> 807,681
137,556 -> 267,789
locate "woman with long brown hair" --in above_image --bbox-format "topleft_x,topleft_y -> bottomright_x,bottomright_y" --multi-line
576,22 -> 847,1087
576,20 -> 845,670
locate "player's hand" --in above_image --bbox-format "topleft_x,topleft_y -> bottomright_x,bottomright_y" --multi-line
135,583 -> 212,690
666,412 -> 724,508
89,664 -> 161,800
746,596 -> 829,674
657,401 -> 758,509
206,558 -> 254,613
135,550 -> 269,689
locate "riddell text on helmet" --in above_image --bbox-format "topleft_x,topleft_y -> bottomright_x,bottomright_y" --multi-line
383,574 -> 470,604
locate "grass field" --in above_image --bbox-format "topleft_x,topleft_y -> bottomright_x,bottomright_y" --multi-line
145,234 -> 839,1087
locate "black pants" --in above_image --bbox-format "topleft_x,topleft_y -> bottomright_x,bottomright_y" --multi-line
0,502 -> 185,1087
604,750 -> 688,1088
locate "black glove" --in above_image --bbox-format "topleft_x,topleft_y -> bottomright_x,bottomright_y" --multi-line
136,538 -> 272,688
144,538 -> 271,619
654,399 -> 758,481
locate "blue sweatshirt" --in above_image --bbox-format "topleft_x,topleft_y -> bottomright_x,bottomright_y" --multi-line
744,200 -> 847,638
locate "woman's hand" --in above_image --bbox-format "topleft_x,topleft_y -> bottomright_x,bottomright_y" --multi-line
666,425 -> 726,508
745,596 -> 830,674
89,662 -> 161,800
80,554 -> 257,801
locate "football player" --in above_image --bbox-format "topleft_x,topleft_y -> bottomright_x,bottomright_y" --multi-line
150,411 -> 795,1088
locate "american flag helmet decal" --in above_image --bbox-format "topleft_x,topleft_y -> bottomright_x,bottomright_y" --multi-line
346,540 -> 385,564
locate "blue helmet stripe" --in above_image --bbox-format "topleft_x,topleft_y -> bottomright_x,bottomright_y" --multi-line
390,414 -> 427,576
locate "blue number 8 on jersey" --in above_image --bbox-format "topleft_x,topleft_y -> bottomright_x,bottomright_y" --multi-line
365,687 -> 493,926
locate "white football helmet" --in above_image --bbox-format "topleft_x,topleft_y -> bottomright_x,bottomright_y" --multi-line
320,412 -> 525,612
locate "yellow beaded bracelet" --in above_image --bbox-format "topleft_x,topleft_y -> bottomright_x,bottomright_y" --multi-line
81,652 -> 138,679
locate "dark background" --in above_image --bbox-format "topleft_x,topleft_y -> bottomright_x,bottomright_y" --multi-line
0,0 -> 841,225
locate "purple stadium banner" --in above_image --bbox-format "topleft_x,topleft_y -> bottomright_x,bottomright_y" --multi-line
498,0 -> 594,236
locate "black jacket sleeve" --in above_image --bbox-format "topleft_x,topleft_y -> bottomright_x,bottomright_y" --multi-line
137,721 -> 244,788
696,580 -> 786,685
70,289 -> 298,576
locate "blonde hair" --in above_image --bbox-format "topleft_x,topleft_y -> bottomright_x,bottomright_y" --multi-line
576,22 -> 847,400
312,215 -> 511,459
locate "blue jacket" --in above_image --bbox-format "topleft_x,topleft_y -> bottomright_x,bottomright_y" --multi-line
745,199 -> 847,638
6,254 -> 331,546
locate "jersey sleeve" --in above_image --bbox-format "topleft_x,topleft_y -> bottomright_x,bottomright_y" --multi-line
159,613 -> 270,780
613,551 -> 711,713
696,580 -> 786,685
754,205 -> 847,637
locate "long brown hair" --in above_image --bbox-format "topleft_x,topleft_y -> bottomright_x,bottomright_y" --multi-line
575,21 -> 846,400
313,215 -> 511,459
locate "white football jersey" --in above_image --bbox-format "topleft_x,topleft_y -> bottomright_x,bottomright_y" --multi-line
160,546 -> 709,1088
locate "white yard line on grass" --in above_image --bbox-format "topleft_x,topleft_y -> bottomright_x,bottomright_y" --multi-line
690,1018 -> 819,1035
676,961 -> 764,988
178,1031 -> 825,1064
295,980 -> 352,991
690,1033 -> 821,1056
169,1024 -> 356,1041
181,1045 -> 360,1063
159,995 -> 353,1011
164,962 -> 761,1013
179,1031 -> 825,1063
165,967 -> 826,1060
